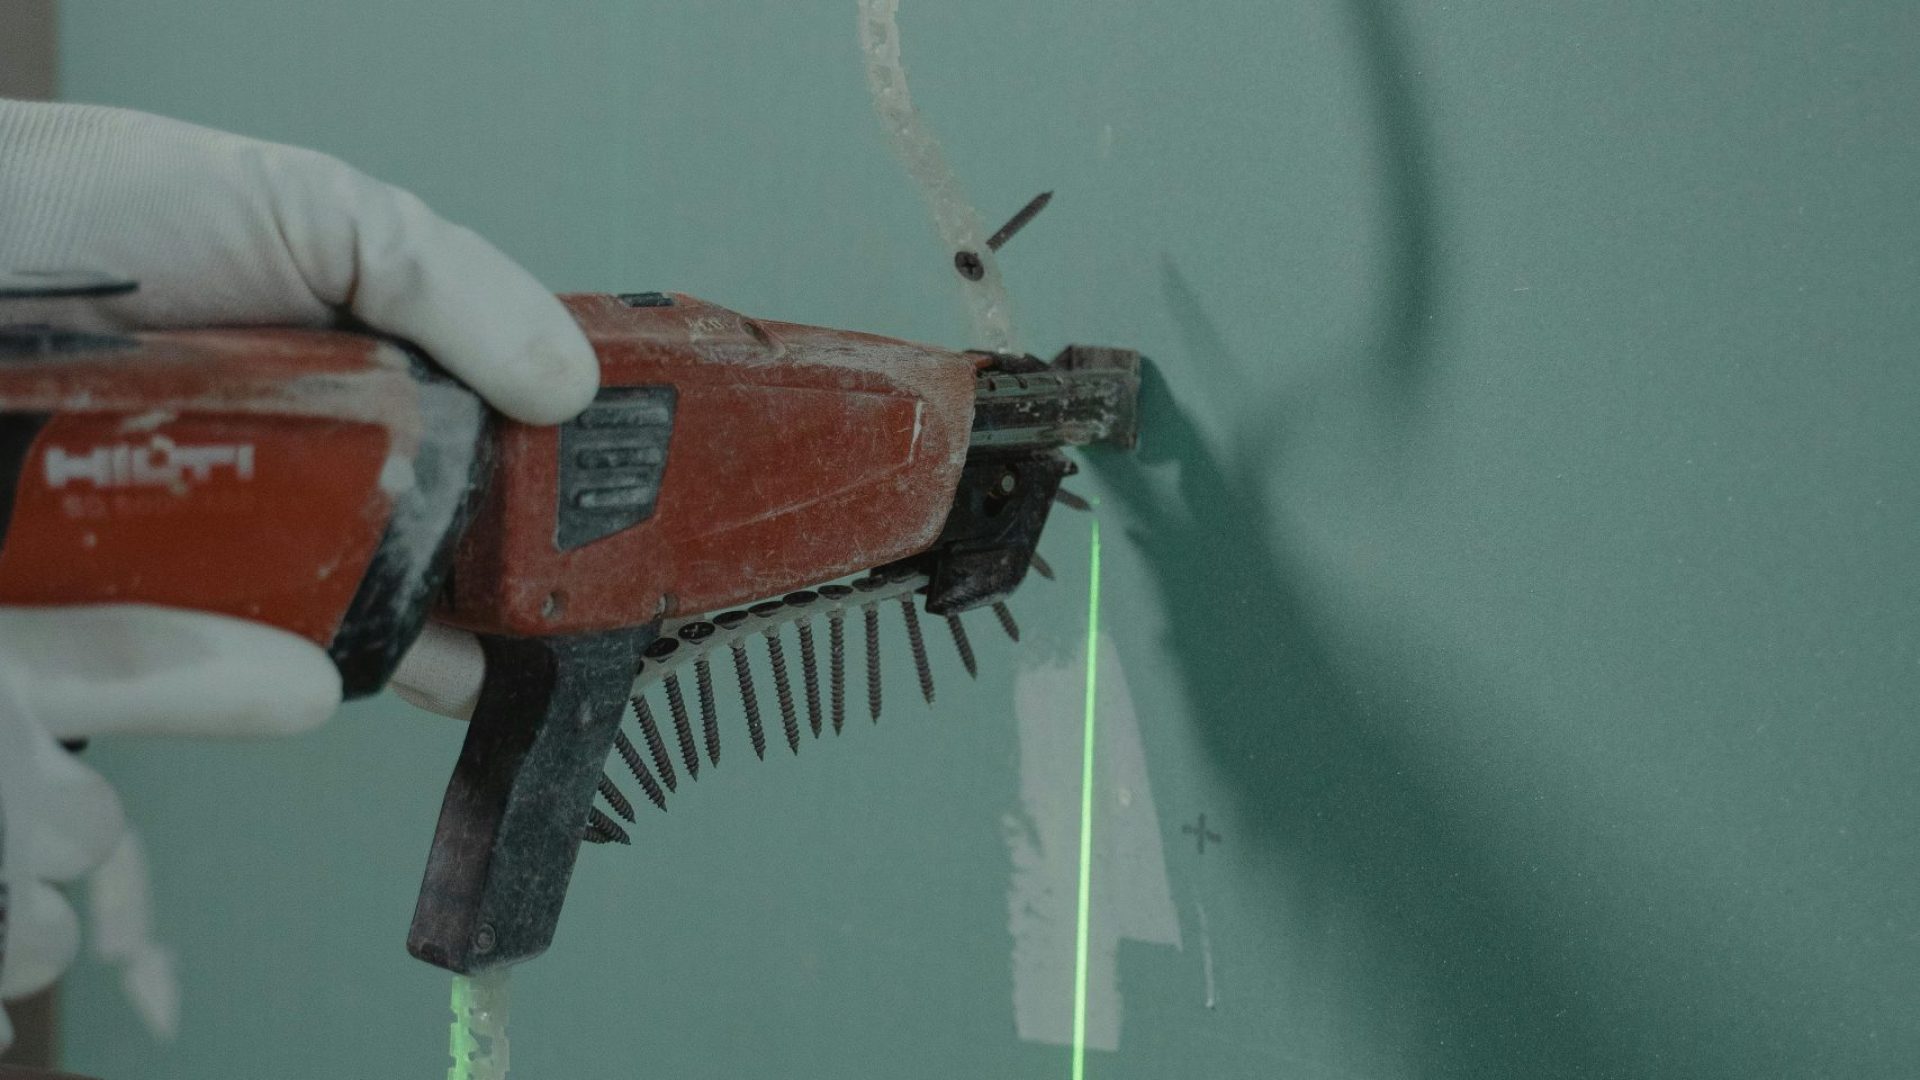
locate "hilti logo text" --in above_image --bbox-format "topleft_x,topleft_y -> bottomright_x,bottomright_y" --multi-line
43,438 -> 256,491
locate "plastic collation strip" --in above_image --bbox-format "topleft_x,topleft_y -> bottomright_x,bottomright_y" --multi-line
448,969 -> 511,1080
857,0 -> 1019,353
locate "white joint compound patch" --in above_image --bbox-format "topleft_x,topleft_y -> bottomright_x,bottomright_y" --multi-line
1006,632 -> 1180,1051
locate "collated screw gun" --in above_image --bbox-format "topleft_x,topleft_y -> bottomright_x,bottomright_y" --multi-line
0,269 -> 1143,975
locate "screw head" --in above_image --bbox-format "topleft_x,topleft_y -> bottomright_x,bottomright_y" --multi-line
953,250 -> 985,281
473,923 -> 497,955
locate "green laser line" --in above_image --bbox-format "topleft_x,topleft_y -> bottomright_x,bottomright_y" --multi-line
1071,514 -> 1102,1080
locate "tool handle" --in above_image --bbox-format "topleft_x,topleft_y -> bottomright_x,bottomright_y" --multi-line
406,626 -> 651,974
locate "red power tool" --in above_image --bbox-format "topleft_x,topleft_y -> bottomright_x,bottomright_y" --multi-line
0,271 -> 1141,974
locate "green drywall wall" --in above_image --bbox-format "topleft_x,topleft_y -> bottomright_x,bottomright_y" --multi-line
54,2 -> 1920,1078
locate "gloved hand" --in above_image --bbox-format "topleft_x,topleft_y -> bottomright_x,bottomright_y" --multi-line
0,99 -> 600,1049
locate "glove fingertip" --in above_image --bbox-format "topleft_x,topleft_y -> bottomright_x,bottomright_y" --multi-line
488,333 -> 600,425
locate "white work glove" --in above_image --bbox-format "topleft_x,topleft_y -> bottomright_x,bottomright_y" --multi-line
0,99 -> 600,1049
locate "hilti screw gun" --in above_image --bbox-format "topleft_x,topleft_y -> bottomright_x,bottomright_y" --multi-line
0,272 -> 1141,975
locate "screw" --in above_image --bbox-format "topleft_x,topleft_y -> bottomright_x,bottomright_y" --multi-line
946,613 -> 977,678
596,773 -> 637,823
901,595 -> 935,705
473,924 -> 497,955
694,658 -> 720,765
765,629 -> 800,754
632,696 -> 677,792
987,191 -> 1053,252
864,602 -> 883,722
612,728 -> 668,812
953,249 -> 985,281
992,601 -> 1021,643
795,619 -> 823,737
732,641 -> 766,759
663,674 -> 700,780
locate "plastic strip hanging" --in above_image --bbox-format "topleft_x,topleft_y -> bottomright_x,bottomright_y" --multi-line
857,0 -> 1019,353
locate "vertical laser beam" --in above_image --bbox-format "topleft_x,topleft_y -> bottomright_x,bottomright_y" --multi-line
1071,515 -> 1102,1080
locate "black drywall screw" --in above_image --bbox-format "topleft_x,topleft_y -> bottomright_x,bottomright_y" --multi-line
987,191 -> 1052,251
992,601 -> 1020,643
901,595 -> 934,705
632,695 -> 677,792
765,629 -> 801,755
596,773 -> 636,823
946,613 -> 977,678
663,674 -> 699,780
583,807 -> 631,845
611,729 -> 667,812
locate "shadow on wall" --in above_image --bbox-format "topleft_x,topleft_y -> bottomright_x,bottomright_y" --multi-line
1346,0 -> 1439,409
1082,3 -> 1727,1074
1089,277 -> 1657,1079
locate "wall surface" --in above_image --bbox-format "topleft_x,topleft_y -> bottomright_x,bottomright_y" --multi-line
53,2 -> 1920,1078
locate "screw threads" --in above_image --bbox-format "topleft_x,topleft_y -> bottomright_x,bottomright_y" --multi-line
663,674 -> 700,781
694,657 -> 720,765
863,602 -> 883,722
596,773 -> 637,823
796,619 -> 823,737
732,642 -> 766,759
828,612 -> 847,733
582,806 -> 631,845
632,696 -> 677,792
945,613 -> 978,678
611,728 -> 667,812
900,595 -> 935,704
992,601 -> 1021,642
766,631 -> 800,754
